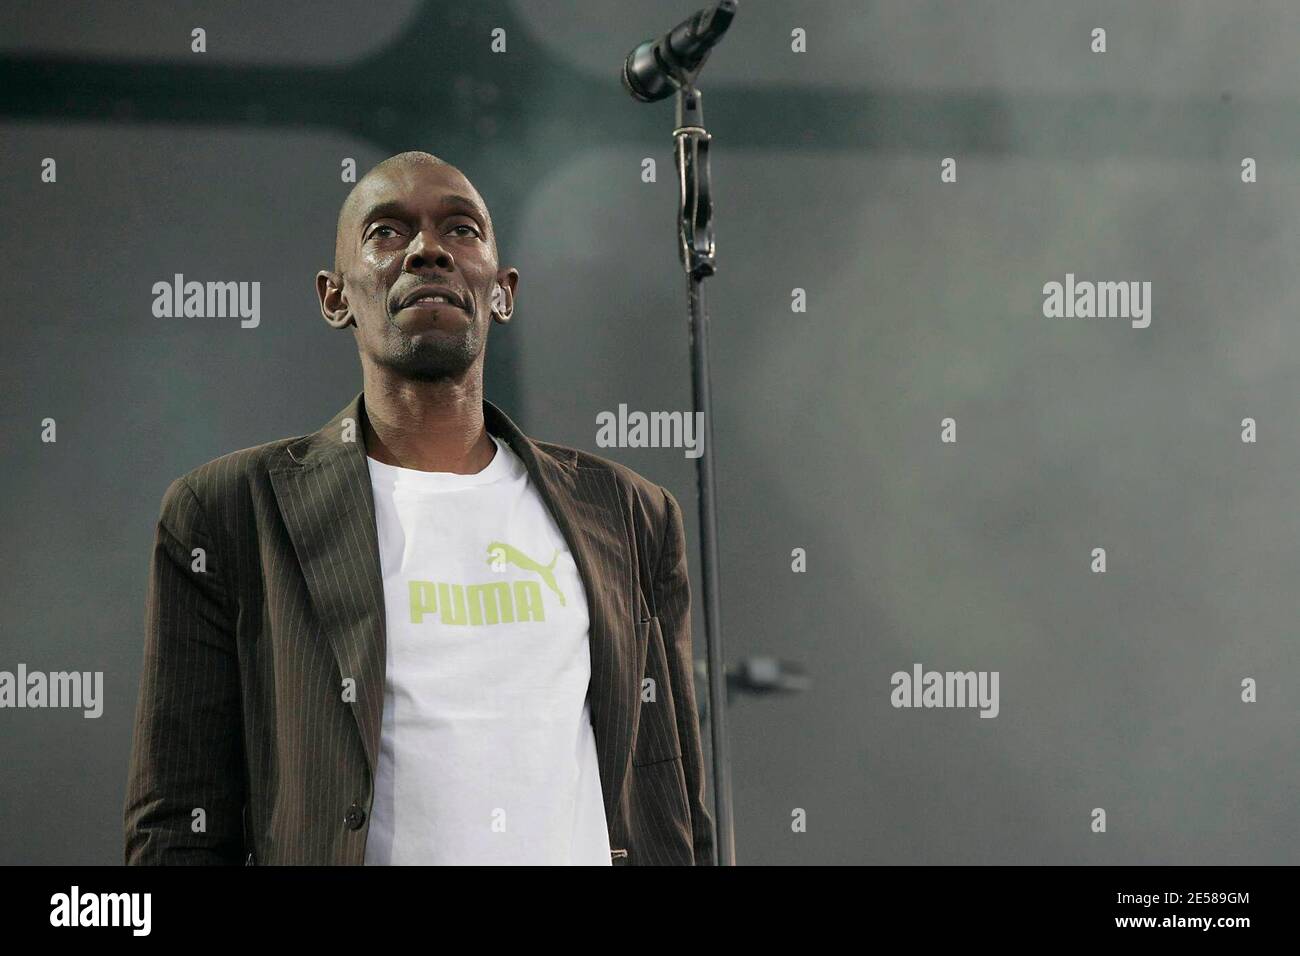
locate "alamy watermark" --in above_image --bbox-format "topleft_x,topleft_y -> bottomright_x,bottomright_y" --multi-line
152,273 -> 260,328
50,886 -> 150,936
1042,273 -> 1151,328
596,404 -> 704,459
0,664 -> 103,718
891,663 -> 999,718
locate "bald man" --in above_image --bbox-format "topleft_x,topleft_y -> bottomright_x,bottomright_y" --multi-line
125,152 -> 714,866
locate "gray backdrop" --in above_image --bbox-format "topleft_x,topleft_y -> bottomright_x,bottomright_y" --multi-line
2,0 -> 1297,865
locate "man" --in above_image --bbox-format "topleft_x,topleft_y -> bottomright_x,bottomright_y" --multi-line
124,152 -> 714,866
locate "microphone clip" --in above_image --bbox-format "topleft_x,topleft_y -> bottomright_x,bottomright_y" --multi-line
674,87 -> 716,279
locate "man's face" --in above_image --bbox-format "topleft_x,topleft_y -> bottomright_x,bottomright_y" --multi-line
319,161 -> 517,381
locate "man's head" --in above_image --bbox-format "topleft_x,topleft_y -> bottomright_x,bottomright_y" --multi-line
316,151 -> 518,382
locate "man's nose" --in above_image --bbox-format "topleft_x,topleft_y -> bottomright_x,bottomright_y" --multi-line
403,229 -> 454,272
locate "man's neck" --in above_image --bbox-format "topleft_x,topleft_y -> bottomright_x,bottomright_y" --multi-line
359,369 -> 497,474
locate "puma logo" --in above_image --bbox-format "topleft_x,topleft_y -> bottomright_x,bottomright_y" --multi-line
486,541 -> 567,607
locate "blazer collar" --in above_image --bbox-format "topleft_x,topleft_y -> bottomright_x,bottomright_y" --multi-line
281,390 -> 579,473
269,391 -> 639,832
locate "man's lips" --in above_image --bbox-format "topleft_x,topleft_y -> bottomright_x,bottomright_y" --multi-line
395,286 -> 470,311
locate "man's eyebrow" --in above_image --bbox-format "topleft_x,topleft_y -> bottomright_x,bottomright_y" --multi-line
358,195 -> 489,231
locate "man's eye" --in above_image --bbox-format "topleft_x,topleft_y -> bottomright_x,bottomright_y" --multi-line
449,224 -> 481,238
370,225 -> 397,239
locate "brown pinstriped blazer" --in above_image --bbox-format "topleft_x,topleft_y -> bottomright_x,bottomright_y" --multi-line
124,391 -> 714,866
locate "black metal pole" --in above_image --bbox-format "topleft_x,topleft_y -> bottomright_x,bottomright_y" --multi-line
686,272 -> 736,867
675,85 -> 736,866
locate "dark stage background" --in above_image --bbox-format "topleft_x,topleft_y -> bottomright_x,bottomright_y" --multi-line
2,1 -> 1298,865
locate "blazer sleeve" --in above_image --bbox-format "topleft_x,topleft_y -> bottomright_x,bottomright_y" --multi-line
652,486 -> 716,866
124,476 -> 246,864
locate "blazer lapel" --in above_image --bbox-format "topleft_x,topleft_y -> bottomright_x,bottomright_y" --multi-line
484,400 -> 641,832
269,393 -> 388,779
269,391 -> 641,833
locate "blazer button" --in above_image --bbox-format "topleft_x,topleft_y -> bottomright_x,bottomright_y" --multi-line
344,802 -> 367,831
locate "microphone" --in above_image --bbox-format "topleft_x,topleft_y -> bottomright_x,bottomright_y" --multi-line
621,1 -> 738,102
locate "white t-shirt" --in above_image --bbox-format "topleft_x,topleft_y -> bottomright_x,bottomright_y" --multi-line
361,432 -> 611,865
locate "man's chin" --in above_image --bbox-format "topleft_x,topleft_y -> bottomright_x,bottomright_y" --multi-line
379,338 -> 479,381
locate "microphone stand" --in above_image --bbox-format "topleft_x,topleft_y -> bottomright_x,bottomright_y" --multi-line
674,83 -> 736,867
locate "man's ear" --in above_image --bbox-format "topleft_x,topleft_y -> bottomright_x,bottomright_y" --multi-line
491,268 -> 519,324
316,270 -> 354,329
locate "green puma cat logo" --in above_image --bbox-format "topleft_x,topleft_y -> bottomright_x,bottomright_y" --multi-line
486,541 -> 567,607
